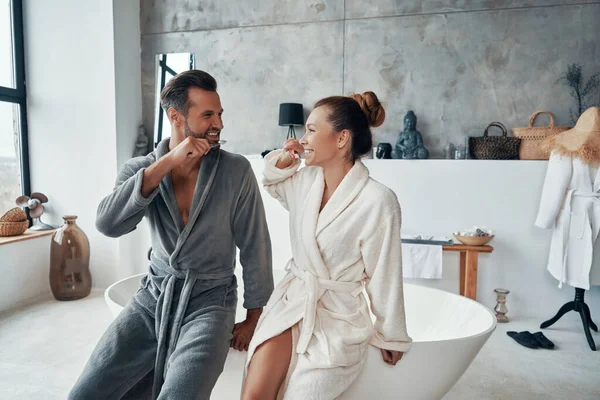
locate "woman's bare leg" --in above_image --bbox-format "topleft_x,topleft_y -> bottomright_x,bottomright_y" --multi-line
242,328 -> 292,400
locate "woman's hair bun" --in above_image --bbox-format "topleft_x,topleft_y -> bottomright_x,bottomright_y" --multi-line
349,91 -> 385,128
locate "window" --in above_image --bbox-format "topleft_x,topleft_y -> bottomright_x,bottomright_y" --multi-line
0,0 -> 29,214
153,52 -> 195,147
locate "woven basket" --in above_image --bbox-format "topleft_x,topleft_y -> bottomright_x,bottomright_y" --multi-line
512,111 -> 570,160
469,122 -> 521,160
0,220 -> 29,237
0,207 -> 28,223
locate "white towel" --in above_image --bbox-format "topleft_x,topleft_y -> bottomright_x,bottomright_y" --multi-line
402,243 -> 443,279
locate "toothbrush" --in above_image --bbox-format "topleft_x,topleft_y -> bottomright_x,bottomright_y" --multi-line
209,140 -> 227,148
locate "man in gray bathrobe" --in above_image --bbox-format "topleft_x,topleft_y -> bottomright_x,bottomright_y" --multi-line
69,70 -> 274,399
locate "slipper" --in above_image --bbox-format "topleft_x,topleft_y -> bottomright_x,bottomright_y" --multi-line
533,332 -> 555,349
507,331 -> 539,349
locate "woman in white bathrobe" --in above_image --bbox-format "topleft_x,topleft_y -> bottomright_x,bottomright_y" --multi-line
242,92 -> 412,400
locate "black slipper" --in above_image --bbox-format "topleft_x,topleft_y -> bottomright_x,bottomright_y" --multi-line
533,332 -> 555,349
507,331 -> 540,349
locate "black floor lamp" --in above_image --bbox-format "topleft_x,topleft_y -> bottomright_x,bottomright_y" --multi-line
279,103 -> 304,140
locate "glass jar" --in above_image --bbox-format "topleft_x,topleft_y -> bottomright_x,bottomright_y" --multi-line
50,215 -> 92,301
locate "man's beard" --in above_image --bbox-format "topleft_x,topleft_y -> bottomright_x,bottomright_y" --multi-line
184,119 -> 220,140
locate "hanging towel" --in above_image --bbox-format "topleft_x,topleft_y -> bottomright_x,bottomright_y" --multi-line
402,243 -> 443,279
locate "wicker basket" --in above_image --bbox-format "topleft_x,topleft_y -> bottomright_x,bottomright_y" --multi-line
469,122 -> 521,160
0,220 -> 29,237
454,234 -> 494,246
0,207 -> 28,223
512,111 -> 570,160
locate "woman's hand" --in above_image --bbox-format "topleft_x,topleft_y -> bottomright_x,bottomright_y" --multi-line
275,139 -> 304,169
380,349 -> 404,366
283,138 -> 304,157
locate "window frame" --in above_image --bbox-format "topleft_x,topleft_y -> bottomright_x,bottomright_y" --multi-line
154,53 -> 195,147
0,0 -> 30,195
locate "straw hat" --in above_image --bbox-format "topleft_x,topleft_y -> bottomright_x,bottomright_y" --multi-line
544,107 -> 600,164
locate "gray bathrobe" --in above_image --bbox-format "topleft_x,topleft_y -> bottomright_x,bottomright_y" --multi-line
70,139 -> 273,399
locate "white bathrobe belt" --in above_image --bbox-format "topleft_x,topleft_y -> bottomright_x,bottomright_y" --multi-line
286,259 -> 364,355
559,190 -> 600,288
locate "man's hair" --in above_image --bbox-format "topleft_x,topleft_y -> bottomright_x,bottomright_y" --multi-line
160,70 -> 218,116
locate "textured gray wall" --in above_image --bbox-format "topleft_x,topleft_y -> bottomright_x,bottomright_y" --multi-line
140,1 -> 600,157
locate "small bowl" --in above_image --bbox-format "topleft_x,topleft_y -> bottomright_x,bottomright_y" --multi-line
453,234 -> 494,246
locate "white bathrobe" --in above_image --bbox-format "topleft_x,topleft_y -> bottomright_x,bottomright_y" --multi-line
535,150 -> 600,289
246,150 -> 412,399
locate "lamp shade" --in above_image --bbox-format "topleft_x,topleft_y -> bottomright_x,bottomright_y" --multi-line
278,103 -> 304,126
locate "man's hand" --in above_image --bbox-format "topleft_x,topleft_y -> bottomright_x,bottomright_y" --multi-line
380,349 -> 404,366
168,137 -> 211,166
141,137 -> 211,198
231,308 -> 262,352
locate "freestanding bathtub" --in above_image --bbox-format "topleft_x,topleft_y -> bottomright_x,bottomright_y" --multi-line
105,270 -> 496,399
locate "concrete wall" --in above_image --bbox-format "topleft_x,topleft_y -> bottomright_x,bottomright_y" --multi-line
140,0 -> 600,157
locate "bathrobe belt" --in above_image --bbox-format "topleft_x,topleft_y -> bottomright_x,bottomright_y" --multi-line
286,260 -> 364,355
151,269 -> 198,399
559,190 -> 600,288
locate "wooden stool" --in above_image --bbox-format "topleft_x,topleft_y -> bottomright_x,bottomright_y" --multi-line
442,244 -> 494,301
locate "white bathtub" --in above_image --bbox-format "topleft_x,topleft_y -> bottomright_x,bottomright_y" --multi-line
105,270 -> 496,399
